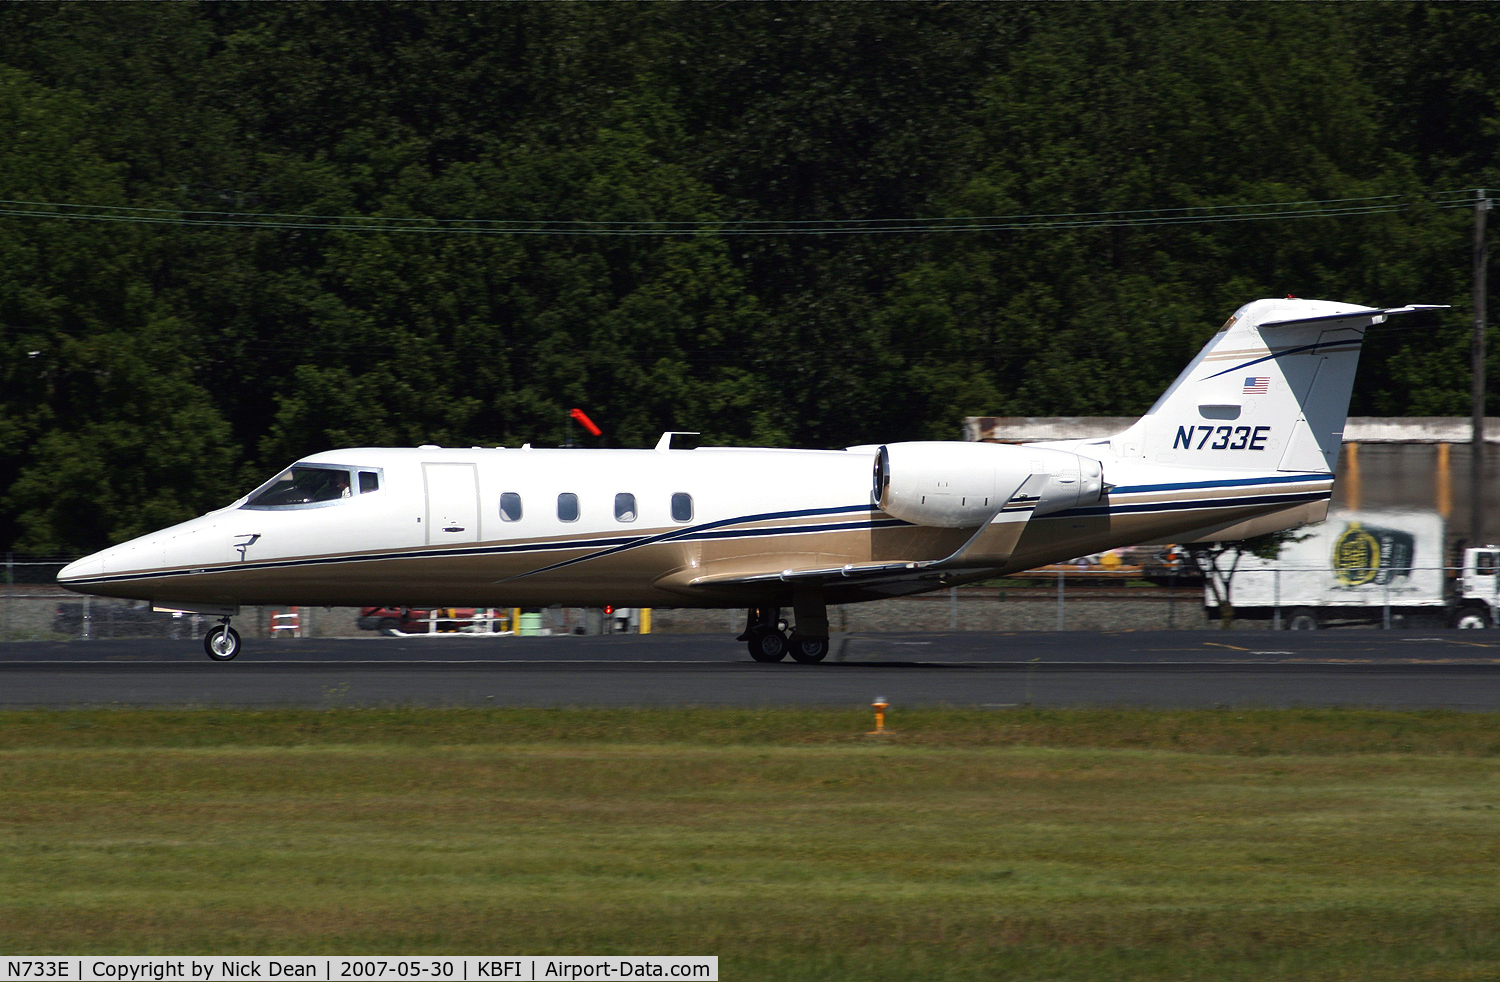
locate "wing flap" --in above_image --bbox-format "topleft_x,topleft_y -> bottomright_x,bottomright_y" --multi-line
661,560 -> 934,592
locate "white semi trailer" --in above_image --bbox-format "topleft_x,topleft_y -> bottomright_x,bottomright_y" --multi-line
1205,509 -> 1500,629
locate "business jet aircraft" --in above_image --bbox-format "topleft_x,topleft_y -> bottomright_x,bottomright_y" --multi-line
59,297 -> 1442,662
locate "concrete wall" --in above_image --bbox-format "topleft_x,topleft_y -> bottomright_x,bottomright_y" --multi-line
649,589 -> 1216,634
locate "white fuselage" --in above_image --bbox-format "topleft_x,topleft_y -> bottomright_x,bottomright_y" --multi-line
57,442 -> 1330,612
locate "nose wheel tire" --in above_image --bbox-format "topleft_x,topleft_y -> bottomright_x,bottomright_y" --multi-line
748,629 -> 788,663
204,625 -> 241,661
789,636 -> 830,664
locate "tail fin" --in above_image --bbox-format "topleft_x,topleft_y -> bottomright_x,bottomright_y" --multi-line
1110,299 -> 1443,472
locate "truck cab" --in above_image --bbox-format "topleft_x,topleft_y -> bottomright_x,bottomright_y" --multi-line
1457,547 -> 1500,628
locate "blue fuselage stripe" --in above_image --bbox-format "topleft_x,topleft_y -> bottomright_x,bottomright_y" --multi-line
1112,473 -> 1330,494
1057,489 -> 1329,519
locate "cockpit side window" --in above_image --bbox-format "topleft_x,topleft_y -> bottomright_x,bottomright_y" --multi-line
359,471 -> 380,494
244,467 -> 355,509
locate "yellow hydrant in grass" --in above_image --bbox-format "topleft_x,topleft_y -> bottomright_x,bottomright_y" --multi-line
867,696 -> 892,736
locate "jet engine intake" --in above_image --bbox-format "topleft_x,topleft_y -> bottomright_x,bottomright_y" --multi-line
874,442 -> 1104,528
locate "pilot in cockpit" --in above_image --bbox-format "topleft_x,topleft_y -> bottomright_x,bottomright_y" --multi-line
244,466 -> 358,509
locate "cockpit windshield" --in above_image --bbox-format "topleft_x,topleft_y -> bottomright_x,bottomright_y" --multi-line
244,467 -> 354,509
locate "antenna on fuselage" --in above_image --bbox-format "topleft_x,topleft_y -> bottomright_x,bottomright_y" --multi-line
655,432 -> 701,452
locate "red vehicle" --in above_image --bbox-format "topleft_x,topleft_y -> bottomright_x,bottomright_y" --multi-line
355,607 -> 485,635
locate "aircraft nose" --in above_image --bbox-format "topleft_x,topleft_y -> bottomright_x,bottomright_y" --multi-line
58,552 -> 106,585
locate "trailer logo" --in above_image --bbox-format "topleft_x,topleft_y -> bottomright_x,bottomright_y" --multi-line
1332,521 -> 1415,587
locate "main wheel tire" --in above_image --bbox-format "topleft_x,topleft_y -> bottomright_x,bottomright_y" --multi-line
788,636 -> 830,664
1454,608 -> 1489,629
204,625 -> 241,661
748,629 -> 788,663
1285,608 -> 1319,631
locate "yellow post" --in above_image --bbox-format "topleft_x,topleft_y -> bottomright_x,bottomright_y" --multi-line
510,608 -> 522,635
639,608 -> 651,634
1345,442 -> 1362,511
1437,442 -> 1453,519
867,696 -> 892,735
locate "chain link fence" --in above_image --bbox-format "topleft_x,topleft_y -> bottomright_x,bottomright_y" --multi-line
5,557 -> 1486,641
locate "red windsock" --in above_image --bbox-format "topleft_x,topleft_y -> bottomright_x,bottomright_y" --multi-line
569,408 -> 603,437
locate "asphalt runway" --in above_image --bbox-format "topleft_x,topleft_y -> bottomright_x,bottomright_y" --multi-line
4,630 -> 1500,709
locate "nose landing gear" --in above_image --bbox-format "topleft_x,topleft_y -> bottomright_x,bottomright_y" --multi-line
204,617 -> 241,661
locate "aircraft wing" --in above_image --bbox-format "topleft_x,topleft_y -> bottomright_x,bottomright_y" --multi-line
665,560 -> 939,591
654,505 -> 1039,597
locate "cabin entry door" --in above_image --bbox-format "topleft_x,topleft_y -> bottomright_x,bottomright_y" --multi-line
423,462 -> 481,545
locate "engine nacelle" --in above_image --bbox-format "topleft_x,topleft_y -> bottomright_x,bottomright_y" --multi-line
874,442 -> 1105,528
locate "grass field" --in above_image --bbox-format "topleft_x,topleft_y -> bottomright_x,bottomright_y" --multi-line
3,707 -> 1499,980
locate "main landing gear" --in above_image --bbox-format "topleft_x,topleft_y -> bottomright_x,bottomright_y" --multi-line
738,594 -> 831,664
204,617 -> 241,661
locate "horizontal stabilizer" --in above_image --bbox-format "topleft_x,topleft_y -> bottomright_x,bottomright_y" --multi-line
1259,305 -> 1448,329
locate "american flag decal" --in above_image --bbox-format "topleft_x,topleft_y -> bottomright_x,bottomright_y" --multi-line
1242,376 -> 1270,395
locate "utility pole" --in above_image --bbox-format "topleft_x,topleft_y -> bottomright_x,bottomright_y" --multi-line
1474,188 -> 1490,546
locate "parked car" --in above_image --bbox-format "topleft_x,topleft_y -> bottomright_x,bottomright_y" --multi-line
355,607 -> 488,635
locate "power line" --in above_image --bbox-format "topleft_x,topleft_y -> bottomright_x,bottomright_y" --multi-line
0,190 -> 1479,237
0,190 -> 1471,224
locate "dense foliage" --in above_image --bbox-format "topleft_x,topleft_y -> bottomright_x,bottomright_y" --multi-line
1,3 -> 1497,553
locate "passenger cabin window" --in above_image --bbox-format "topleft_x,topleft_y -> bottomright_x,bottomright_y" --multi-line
614,493 -> 637,522
500,492 -> 523,522
557,492 -> 579,522
245,467 -> 354,508
671,492 -> 693,523
359,471 -> 380,494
